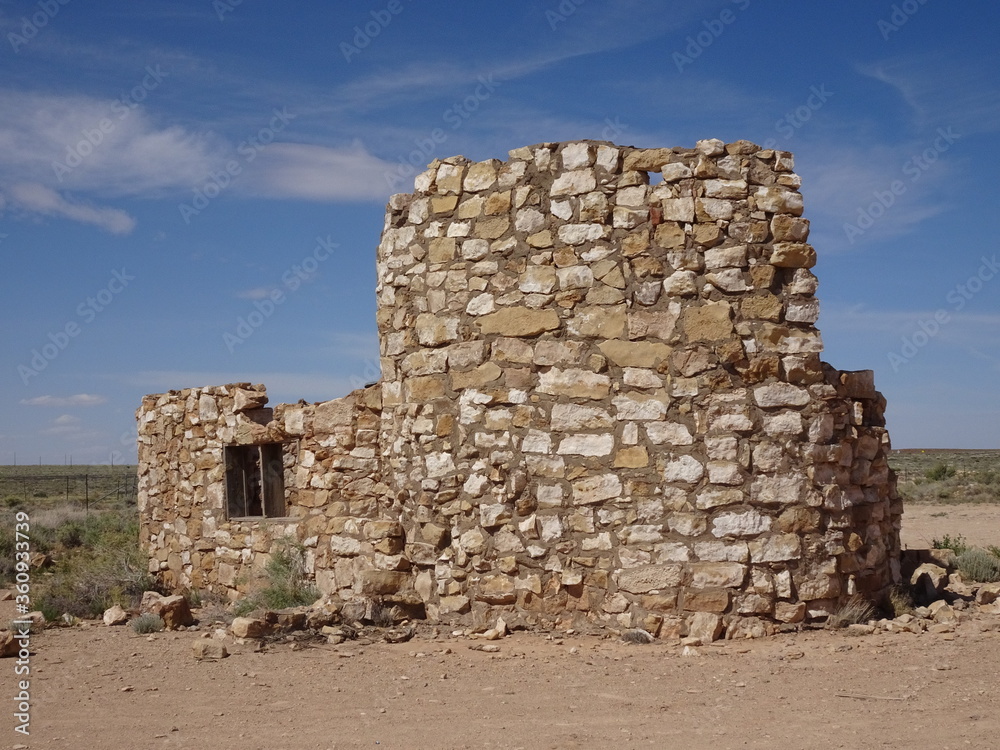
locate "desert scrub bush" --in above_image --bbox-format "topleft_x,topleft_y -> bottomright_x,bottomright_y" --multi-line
932,534 -> 968,555
231,540 -> 319,615
369,600 -> 394,628
0,526 -> 14,586
925,462 -> 957,481
34,509 -> 157,620
56,520 -> 85,549
183,589 -> 203,608
955,548 -> 1000,583
827,596 -> 877,629
130,613 -> 164,634
887,586 -> 915,618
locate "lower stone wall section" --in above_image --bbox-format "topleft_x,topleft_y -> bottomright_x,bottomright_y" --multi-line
137,374 -> 900,638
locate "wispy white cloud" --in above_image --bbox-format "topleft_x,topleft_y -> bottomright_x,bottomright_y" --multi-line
0,88 -> 397,227
0,90 -> 225,195
6,182 -> 136,234
860,54 -> 1000,135
20,394 -> 108,407
796,139 -> 960,254
40,414 -> 87,436
244,142 -> 394,201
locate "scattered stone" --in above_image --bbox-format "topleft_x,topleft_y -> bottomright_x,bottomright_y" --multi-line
976,583 -> 1000,605
141,592 -> 194,630
192,639 -> 229,660
687,612 -> 723,643
929,601 -> 958,624
469,643 -> 501,653
103,605 -> 129,626
911,564 -> 948,603
622,628 -> 655,645
384,626 -> 416,644
22,611 -> 45,629
482,617 -> 508,641
1,631 -> 20,658
846,624 -> 876,636
231,617 -> 267,639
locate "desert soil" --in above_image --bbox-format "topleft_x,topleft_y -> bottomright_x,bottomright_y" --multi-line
3,503 -> 1000,750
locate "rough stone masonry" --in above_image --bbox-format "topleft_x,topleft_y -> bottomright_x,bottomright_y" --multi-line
137,138 -> 902,640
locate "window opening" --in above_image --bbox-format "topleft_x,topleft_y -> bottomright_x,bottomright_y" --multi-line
225,443 -> 286,518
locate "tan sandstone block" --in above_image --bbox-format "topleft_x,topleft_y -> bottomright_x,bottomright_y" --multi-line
680,303 -> 734,342
451,362 -> 503,390
614,446 -> 649,468
740,293 -> 782,321
566,306 -> 627,338
477,308 -> 561,337
597,340 -> 672,368
770,243 -> 816,268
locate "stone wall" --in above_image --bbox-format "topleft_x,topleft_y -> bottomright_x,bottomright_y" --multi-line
138,138 -> 902,638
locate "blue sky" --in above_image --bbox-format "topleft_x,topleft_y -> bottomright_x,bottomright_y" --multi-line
1,0 -> 998,464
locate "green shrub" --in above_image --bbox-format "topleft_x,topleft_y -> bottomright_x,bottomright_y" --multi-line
925,462 -> 957,481
34,509 -> 156,619
932,534 -> 968,555
56,520 -> 85,549
130,613 -> 164,634
232,540 -> 319,615
955,548 -> 1000,583
184,589 -> 203,608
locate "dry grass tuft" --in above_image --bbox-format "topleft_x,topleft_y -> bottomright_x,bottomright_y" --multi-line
827,596 -> 877,629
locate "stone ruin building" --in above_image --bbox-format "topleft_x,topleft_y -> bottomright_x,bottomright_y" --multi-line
137,138 -> 903,639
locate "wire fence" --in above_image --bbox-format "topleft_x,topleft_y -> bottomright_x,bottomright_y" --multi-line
0,467 -> 138,513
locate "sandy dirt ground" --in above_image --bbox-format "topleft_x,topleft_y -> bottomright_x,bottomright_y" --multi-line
900,503 -> 1000,550
3,503 -> 1000,750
